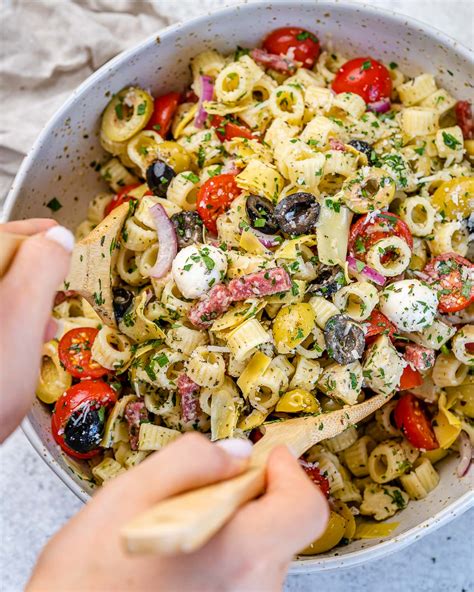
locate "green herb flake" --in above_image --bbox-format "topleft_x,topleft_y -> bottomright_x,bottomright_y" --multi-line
46,197 -> 62,212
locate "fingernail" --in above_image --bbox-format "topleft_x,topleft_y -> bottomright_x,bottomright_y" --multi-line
215,438 -> 253,459
44,225 -> 75,253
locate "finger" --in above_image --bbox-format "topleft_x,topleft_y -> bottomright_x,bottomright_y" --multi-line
1,225 -> 74,319
100,434 -> 252,511
214,447 -> 329,561
0,218 -> 57,236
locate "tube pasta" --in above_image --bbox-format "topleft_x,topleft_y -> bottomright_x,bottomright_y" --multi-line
211,385 -> 239,441
435,126 -> 464,162
397,74 -> 437,106
368,440 -> 409,483
165,324 -> 208,356
116,247 -> 147,286
343,435 -> 377,477
333,281 -> 379,322
308,296 -> 340,329
248,365 -> 288,413
91,326 -> 132,371
269,84 -> 305,124
400,107 -> 439,138
226,318 -> 272,361
375,400 -> 402,437
402,319 -> 456,350
399,196 -> 436,237
138,423 -> 181,451
451,326 -> 474,365
92,458 -> 125,484
36,341 -> 72,404
333,92 -> 366,118
289,356 -> 322,391
88,193 -> 114,224
429,221 -> 469,257
400,458 -> 439,500
100,158 -> 138,193
214,56 -> 263,104
366,236 -> 412,277
186,346 -> 225,388
432,352 -> 468,387
324,426 -> 359,453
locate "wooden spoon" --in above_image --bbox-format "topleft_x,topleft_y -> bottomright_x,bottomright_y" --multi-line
121,392 -> 393,556
0,203 -> 129,325
62,202 -> 129,326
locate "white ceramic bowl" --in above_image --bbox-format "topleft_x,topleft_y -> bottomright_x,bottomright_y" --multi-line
5,0 -> 473,573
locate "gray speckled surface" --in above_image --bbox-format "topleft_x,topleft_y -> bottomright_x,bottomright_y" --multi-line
1,1 -> 474,591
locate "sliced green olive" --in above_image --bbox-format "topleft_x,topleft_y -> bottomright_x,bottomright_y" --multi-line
155,141 -> 192,173
101,87 -> 153,143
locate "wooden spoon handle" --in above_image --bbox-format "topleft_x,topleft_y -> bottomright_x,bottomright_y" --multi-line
121,465 -> 266,555
0,233 -> 26,277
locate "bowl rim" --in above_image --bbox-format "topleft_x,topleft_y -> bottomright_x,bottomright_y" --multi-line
7,0 -> 474,573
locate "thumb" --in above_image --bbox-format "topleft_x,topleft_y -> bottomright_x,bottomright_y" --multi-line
99,434 -> 253,512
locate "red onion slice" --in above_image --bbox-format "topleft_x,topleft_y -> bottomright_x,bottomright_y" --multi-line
367,98 -> 391,114
148,203 -> 178,278
248,227 -> 282,249
347,255 -> 386,286
250,48 -> 297,73
194,75 -> 214,128
457,431 -> 472,477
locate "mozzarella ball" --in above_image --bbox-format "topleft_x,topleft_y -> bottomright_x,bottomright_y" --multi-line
379,279 -> 438,332
172,244 -> 227,299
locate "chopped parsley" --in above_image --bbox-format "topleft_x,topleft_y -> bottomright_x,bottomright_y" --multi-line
442,131 -> 461,150
46,197 -> 62,212
360,60 -> 372,71
137,102 -> 147,116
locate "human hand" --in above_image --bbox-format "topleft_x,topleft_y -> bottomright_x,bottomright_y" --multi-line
0,219 -> 74,441
28,433 -> 329,592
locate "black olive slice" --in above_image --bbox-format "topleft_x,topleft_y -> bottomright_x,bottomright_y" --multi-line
324,314 -> 365,365
245,195 -> 279,234
308,266 -> 346,297
274,192 -> 320,235
347,140 -> 378,165
146,159 -> 176,197
113,288 -> 134,322
171,211 -> 204,249
64,405 -> 105,453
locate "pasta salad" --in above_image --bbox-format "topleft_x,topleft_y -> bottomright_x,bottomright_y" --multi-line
37,26 -> 473,554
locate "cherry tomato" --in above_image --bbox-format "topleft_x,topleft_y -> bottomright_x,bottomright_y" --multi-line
455,100 -> 473,139
394,393 -> 438,450
424,253 -> 474,313
364,310 -> 396,341
58,327 -> 108,379
196,173 -> 241,234
146,91 -> 181,137
263,27 -> 321,69
332,57 -> 392,103
398,365 -> 423,391
104,183 -> 140,217
348,212 -> 413,263
211,115 -> 256,142
52,381 -> 117,459
300,461 -> 330,497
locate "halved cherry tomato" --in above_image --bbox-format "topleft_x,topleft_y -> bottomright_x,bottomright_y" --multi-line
196,173 -> 241,234
58,327 -> 108,379
398,365 -> 423,391
104,183 -> 140,217
145,91 -> 181,137
348,212 -> 413,263
394,393 -> 438,450
424,253 -> 474,313
364,310 -> 396,341
332,57 -> 392,103
263,27 -> 321,69
300,461 -> 330,497
211,115 -> 256,142
455,100 -> 473,139
52,381 -> 117,459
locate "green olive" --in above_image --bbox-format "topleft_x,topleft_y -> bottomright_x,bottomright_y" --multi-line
101,87 -> 153,143
156,141 -> 192,173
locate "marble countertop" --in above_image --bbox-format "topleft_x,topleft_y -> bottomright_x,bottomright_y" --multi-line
1,1 -> 473,591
